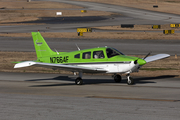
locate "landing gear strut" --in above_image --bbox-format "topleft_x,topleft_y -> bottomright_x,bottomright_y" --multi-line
75,72 -> 83,85
113,74 -> 122,83
126,74 -> 135,85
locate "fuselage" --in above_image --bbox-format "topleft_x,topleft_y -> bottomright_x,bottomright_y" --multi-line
37,47 -> 146,73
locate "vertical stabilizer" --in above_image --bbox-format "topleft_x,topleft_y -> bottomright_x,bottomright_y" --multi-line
32,32 -> 56,58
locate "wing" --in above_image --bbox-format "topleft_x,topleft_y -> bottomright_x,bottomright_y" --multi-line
14,61 -> 107,73
144,54 -> 170,63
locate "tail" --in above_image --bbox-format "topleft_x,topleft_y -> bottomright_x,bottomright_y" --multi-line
32,32 -> 56,58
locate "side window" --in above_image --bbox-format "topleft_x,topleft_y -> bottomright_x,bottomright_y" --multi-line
93,51 -> 104,59
82,52 -> 91,59
74,54 -> 80,58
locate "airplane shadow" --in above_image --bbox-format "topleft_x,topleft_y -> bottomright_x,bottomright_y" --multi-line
27,75 -> 178,87
135,75 -> 178,84
26,76 -> 73,82
26,76 -> 74,87
27,75 -> 117,87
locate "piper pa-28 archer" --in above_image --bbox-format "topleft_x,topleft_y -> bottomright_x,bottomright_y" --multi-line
14,32 -> 170,85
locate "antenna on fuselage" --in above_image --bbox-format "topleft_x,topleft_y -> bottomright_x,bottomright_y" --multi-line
54,49 -> 59,55
75,44 -> 80,51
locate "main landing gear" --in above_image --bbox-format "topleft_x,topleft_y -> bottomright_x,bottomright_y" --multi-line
75,77 -> 83,85
75,72 -> 83,85
113,74 -> 122,83
74,72 -> 135,85
113,74 -> 135,85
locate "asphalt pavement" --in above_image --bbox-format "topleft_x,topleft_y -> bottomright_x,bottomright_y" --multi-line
0,72 -> 180,120
0,37 -> 179,55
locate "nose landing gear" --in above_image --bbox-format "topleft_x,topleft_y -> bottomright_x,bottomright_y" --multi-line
126,74 -> 135,85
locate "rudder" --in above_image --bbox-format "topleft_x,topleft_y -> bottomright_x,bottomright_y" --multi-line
32,32 -> 56,58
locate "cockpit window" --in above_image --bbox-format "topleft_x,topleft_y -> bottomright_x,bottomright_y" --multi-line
106,48 -> 124,58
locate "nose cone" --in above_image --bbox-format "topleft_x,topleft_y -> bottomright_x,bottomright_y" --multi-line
137,59 -> 146,65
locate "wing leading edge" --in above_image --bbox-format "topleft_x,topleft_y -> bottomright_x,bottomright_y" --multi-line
14,61 -> 107,73
144,54 -> 170,63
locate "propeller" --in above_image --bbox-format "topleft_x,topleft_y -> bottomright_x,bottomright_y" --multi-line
143,52 -> 151,60
134,59 -> 138,64
130,53 -> 151,73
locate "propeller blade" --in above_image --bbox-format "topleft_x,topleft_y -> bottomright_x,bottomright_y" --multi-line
143,52 -> 151,60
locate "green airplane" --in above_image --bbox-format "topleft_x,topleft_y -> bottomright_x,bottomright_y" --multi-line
14,32 -> 170,85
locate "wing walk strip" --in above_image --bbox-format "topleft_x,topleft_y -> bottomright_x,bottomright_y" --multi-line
86,96 -> 180,102
66,62 -> 131,65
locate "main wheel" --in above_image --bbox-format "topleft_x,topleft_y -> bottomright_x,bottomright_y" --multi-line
114,75 -> 122,83
75,77 -> 83,85
127,76 -> 134,85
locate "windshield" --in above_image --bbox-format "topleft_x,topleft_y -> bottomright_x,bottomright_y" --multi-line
106,48 -> 124,58
112,48 -> 124,55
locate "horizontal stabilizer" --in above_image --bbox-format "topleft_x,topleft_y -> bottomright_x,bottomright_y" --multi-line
144,54 -> 170,63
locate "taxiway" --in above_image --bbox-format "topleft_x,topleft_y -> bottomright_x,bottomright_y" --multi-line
0,72 -> 180,119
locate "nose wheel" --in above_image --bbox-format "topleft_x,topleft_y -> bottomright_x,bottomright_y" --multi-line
127,74 -> 135,85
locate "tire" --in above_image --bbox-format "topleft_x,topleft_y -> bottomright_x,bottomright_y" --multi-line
75,77 -> 83,85
127,76 -> 134,85
114,75 -> 122,83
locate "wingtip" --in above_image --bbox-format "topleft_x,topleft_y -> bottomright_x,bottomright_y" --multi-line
162,54 -> 170,58
14,61 -> 35,68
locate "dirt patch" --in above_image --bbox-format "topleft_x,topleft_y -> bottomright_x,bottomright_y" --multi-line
1,32 -> 180,40
0,0 -> 116,25
0,0 -> 82,9
75,0 -> 180,15
0,51 -> 68,74
0,9 -> 115,25
1,51 -> 179,77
